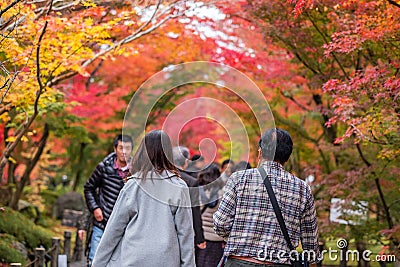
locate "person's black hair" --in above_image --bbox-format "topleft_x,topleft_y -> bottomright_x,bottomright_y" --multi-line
172,146 -> 189,168
113,134 -> 134,148
198,163 -> 221,186
130,130 -> 178,180
179,146 -> 190,159
221,159 -> 234,169
259,128 -> 293,163
191,154 -> 204,161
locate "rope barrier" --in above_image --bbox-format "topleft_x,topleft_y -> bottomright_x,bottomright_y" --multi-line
45,243 -> 57,254
14,232 -> 73,267
24,257 -> 38,267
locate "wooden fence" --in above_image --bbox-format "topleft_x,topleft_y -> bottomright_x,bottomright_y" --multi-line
11,230 -> 84,267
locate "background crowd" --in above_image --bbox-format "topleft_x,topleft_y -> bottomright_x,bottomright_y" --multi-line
78,133 -> 254,267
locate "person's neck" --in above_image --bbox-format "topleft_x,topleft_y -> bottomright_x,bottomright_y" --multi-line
116,159 -> 127,168
260,159 -> 285,166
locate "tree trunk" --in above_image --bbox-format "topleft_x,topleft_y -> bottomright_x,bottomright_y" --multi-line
72,142 -> 87,191
312,94 -> 338,144
7,161 -> 16,185
340,245 -> 348,267
356,241 -> 370,267
9,124 -> 49,210
355,144 -> 393,230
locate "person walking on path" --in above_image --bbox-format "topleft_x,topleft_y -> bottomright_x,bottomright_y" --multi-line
220,159 -> 235,185
197,163 -> 226,267
172,146 -> 207,259
214,128 -> 320,266
186,154 -> 205,179
83,134 -> 134,266
92,130 -> 195,267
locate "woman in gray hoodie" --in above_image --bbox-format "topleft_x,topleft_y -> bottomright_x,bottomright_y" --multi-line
92,130 -> 195,267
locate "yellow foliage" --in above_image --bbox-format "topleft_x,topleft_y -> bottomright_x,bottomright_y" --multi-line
81,0 -> 97,7
1,0 -> 179,161
8,157 -> 17,164
1,0 -> 119,121
5,136 -> 17,143
0,113 -> 10,123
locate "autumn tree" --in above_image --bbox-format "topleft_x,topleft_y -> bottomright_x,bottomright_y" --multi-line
244,0 -> 399,250
1,0 -> 261,207
64,0 -> 270,169
0,0 -> 191,208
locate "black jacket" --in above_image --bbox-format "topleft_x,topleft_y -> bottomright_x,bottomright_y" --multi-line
84,153 -> 126,230
179,170 -> 205,245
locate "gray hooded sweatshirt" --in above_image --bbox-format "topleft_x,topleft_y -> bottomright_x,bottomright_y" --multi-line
92,170 -> 195,267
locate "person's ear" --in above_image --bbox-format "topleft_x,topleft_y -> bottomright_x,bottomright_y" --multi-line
257,148 -> 262,163
183,159 -> 189,169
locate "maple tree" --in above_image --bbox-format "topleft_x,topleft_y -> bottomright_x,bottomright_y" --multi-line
243,0 -> 400,251
58,9 -> 215,191
65,0 -> 270,165
1,0 -> 258,207
0,0 -> 194,208
0,1 -> 397,259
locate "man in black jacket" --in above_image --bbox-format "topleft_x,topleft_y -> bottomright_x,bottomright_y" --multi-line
172,146 -> 206,264
84,134 -> 133,265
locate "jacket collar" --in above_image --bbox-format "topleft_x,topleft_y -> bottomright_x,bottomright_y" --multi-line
128,170 -> 177,180
260,160 -> 284,171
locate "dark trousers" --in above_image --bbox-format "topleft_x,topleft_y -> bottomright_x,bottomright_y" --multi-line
196,240 -> 224,267
225,258 -> 291,267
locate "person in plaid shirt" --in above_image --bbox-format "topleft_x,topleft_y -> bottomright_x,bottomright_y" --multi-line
214,128 -> 320,266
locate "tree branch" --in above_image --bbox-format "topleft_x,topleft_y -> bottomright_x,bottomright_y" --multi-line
36,21 -> 48,93
1,33 -> 36,104
280,89 -> 311,112
272,33 -> 320,75
81,1 -> 183,68
85,59 -> 104,90
0,21 -> 48,177
132,0 -> 162,39
0,78 -> 10,91
45,44 -> 85,87
2,15 -> 26,32
46,70 -> 77,87
26,0 -> 47,4
0,0 -> 23,17
273,110 -> 331,172
9,123 -> 49,210
34,0 -> 68,20
304,11 -> 349,80
0,103 -> 13,116
0,71 -> 19,104
0,13 -> 18,31
387,0 -> 400,8
46,1 -> 183,87
355,143 -> 393,229
351,124 -> 388,145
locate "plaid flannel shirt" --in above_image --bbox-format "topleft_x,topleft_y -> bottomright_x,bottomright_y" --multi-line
213,161 -> 320,264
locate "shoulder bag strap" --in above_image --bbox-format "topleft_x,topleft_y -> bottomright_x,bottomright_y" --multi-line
258,167 -> 295,251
